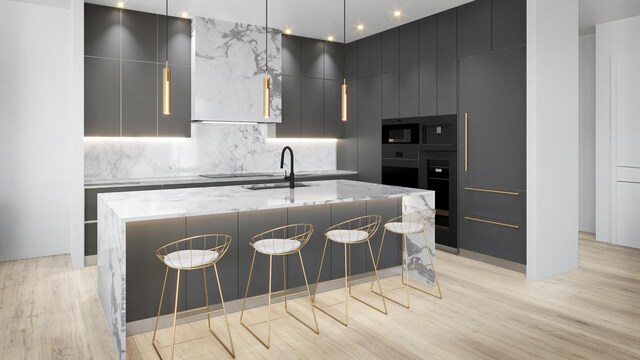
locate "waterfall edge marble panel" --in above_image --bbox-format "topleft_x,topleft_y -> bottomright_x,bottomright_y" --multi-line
192,17 -> 282,122
84,123 -> 335,181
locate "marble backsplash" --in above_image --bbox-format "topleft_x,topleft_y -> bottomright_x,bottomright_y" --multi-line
84,123 -> 337,180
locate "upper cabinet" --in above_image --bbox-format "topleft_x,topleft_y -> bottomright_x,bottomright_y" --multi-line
398,21 -> 420,69
437,9 -> 457,61
492,0 -> 527,50
419,16 -> 437,65
458,0 -> 492,57
84,4 -> 191,137
276,35 -> 345,138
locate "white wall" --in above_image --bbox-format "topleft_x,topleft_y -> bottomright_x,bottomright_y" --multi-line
579,34 -> 596,233
526,0 -> 580,280
595,15 -> 640,245
0,0 -> 84,267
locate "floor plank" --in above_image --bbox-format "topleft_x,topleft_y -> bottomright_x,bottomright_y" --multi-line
1,237 -> 639,359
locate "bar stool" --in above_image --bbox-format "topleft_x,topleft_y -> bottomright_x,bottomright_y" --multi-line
373,208 -> 442,309
152,234 -> 235,360
313,215 -> 387,326
240,224 -> 319,349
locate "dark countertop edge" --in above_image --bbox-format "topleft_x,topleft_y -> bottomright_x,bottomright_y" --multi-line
84,170 -> 358,189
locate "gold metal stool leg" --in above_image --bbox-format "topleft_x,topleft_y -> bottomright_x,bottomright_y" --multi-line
283,251 -> 320,334
170,269 -> 181,360
312,237 -> 330,303
211,264 -> 236,358
203,268 -> 211,329
240,250 -> 273,349
348,240 -> 388,315
152,267 -> 169,348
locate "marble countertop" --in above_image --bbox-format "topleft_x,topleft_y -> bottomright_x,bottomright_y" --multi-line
98,180 -> 434,223
85,170 -> 357,189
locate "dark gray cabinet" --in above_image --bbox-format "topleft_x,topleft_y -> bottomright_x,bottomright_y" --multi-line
458,45 -> 526,264
301,77 -> 325,137
399,67 -> 419,118
126,218 -> 187,321
381,71 -> 399,119
157,64 -> 191,137
493,0 -> 526,50
84,4 -> 190,138
399,21 -> 419,69
301,38 -> 324,79
324,79 -> 345,138
458,0 -> 492,58
357,34 -> 381,78
279,75 -> 301,137
122,61 -> 157,136
419,16 -> 437,65
158,17 -> 192,66
185,213 -> 239,308
357,75 -> 382,183
458,46 -> 525,191
437,60 -> 458,115
419,63 -> 437,116
324,42 -> 345,80
381,28 -> 399,73
282,35 -> 301,76
84,57 -> 120,137
437,9 -> 457,61
84,4 -> 121,59
278,36 -> 344,138
121,9 -> 157,62
346,42 -> 358,80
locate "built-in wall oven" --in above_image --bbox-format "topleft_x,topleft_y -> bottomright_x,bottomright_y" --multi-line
381,119 -> 420,188
419,115 -> 458,251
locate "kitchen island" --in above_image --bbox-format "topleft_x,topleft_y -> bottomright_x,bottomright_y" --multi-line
97,180 -> 435,358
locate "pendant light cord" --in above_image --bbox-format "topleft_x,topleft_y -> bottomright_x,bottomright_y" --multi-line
165,0 -> 169,63
265,0 -> 268,75
344,0 -> 346,78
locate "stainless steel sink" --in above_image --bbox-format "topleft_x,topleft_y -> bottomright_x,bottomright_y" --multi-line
243,182 -> 311,190
200,173 -> 277,179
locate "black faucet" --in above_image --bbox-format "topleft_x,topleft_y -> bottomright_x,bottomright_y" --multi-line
280,146 -> 295,188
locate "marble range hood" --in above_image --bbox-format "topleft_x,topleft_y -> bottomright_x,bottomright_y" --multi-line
191,17 -> 282,123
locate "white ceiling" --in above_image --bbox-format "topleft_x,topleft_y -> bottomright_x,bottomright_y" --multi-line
579,0 -> 640,35
84,0 -> 473,42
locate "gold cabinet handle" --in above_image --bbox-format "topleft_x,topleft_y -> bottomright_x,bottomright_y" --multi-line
464,112 -> 469,172
464,187 -> 520,196
464,216 -> 520,229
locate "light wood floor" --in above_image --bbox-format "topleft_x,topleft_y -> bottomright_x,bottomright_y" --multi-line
1,236 -> 639,359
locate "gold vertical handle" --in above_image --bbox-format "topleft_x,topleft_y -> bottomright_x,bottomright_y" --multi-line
464,112 -> 469,172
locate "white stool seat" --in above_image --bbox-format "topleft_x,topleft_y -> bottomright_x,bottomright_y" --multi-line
326,229 -> 369,244
163,249 -> 219,269
253,239 -> 301,255
384,222 -> 425,234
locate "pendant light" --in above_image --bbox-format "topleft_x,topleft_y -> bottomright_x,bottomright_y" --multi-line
341,0 -> 348,122
162,0 -> 171,115
263,0 -> 271,118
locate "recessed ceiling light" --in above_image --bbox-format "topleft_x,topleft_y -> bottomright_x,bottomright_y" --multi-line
181,12 -> 189,18
356,24 -> 364,31
116,1 -> 125,8
393,10 -> 402,17
285,29 -> 293,35
327,35 -> 334,42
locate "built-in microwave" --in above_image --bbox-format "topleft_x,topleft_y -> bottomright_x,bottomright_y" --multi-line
382,122 -> 419,144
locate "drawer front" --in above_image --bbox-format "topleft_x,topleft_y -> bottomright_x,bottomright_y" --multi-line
84,185 -> 162,221
382,144 -> 419,160
459,187 -> 525,224
459,214 -> 526,264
